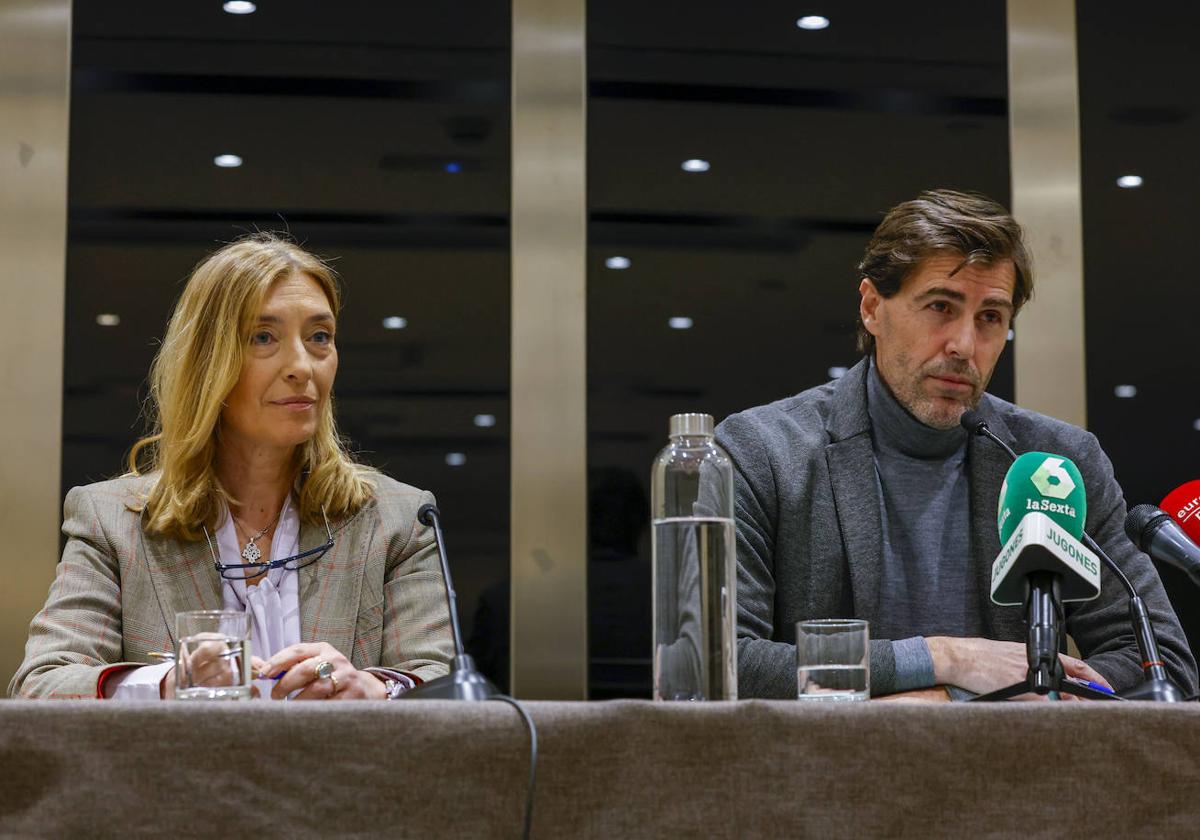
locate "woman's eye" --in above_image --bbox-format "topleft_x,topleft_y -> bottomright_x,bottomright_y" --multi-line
929,301 -> 950,313
311,330 -> 333,344
250,331 -> 273,345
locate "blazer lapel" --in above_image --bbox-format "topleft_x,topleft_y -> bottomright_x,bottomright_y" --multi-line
823,360 -> 885,619
967,398 -> 1018,634
138,524 -> 223,648
299,504 -> 375,658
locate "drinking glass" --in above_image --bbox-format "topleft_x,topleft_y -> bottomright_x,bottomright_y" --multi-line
175,610 -> 252,701
795,619 -> 870,701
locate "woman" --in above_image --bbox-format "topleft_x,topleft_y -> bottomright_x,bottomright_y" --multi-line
10,233 -> 454,700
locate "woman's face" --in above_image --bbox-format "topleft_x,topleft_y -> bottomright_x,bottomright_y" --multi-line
221,272 -> 338,454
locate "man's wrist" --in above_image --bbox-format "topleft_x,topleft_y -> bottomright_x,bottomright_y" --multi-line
925,636 -> 958,686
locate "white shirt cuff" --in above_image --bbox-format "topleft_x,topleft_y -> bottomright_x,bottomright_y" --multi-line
106,662 -> 174,700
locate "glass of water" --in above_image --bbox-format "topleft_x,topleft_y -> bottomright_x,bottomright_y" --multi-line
175,610 -> 252,701
795,619 -> 869,701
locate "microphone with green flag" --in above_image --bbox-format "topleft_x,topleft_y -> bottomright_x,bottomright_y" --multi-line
991,452 -> 1100,606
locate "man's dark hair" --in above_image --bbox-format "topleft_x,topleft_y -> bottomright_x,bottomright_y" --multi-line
856,189 -> 1033,354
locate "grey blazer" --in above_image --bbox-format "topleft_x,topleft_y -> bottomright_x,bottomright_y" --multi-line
717,358 -> 1198,698
10,473 -> 454,698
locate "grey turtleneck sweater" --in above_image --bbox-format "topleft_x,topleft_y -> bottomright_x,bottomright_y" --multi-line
866,359 -> 982,691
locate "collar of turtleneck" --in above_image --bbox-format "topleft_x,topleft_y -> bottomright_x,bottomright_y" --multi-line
866,356 -> 967,460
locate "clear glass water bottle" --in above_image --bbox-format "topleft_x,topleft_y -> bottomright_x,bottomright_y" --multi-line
651,413 -> 737,701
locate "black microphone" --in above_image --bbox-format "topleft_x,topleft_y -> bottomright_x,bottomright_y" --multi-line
402,504 -> 499,700
962,413 -> 1184,701
1126,504 -> 1200,589
960,409 -> 1019,461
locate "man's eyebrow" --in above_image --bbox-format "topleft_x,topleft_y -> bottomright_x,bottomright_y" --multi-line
915,286 -> 1013,312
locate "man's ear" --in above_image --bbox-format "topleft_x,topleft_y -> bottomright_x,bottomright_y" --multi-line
859,278 -> 882,337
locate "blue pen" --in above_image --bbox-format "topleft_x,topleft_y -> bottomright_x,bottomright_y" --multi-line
1066,676 -> 1114,694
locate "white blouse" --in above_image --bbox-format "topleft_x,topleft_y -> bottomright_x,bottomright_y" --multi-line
108,497 -> 301,700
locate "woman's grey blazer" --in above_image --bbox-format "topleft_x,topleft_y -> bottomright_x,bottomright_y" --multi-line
10,473 -> 455,698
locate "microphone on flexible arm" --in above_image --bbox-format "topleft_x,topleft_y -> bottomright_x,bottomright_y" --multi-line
401,503 -> 499,700
1125,481 -> 1200,588
962,410 -> 1184,702
403,505 -> 539,840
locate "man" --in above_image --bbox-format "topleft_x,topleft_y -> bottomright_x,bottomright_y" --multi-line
717,189 -> 1197,699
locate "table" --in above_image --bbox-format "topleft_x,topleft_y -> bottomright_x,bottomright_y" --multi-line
2,699 -> 1199,838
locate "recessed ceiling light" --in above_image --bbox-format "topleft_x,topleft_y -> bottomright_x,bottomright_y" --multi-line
668,316 -> 694,330
1116,174 -> 1143,189
681,159 -> 710,173
828,366 -> 848,379
796,15 -> 830,30
1114,384 -> 1137,398
382,316 -> 407,330
474,414 -> 496,428
223,1 -> 256,14
1193,418 -> 1200,432
444,162 -> 461,174
96,313 -> 120,327
605,256 -> 631,270
1007,329 -> 1015,341
213,153 -> 243,168
445,452 -> 467,467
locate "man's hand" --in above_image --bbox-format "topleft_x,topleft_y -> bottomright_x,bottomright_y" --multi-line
926,636 -> 1112,699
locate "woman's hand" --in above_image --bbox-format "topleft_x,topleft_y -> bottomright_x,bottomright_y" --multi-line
257,642 -> 387,700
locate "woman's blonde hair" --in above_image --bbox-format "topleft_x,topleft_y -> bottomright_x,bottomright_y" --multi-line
130,232 -> 375,539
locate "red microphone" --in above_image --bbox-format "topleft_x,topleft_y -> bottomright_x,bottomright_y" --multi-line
1161,480 -> 1200,545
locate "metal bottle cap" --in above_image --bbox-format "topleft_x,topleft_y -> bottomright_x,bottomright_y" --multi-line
669,413 -> 714,438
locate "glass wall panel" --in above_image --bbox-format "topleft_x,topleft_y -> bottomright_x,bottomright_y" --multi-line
63,2 -> 511,683
1078,3 -> 1200,650
587,1 -> 1012,697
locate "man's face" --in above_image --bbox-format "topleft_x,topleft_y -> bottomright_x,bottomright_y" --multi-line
859,253 -> 1015,429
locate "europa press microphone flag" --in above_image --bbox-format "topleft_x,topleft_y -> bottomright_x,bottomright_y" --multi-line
991,452 -> 1101,606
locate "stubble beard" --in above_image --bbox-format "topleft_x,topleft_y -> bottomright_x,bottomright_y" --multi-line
890,357 -> 984,431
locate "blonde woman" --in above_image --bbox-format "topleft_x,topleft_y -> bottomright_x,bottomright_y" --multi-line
10,234 -> 454,700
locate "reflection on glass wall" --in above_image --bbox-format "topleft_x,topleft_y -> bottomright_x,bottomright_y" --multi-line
63,2 -> 511,676
1078,3 -> 1200,650
587,1 -> 1012,698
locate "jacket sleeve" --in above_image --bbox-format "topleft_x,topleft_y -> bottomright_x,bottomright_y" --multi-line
1067,433 -> 1198,694
9,486 -> 140,699
380,490 -> 455,683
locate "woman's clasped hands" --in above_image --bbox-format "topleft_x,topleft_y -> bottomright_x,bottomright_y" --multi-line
254,642 -> 388,700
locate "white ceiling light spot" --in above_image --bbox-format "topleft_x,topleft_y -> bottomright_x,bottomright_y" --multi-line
445,452 -> 467,467
1114,384 -> 1137,399
474,414 -> 496,428
96,313 -> 120,327
828,366 -> 848,379
223,1 -> 257,13
1116,174 -> 1143,189
382,316 -> 407,330
668,316 -> 694,330
796,15 -> 830,30
681,159 -> 710,173
605,256 -> 631,270
213,153 -> 243,168
1193,418 -> 1200,432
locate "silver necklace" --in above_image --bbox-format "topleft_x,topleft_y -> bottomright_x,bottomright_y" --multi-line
232,511 -> 281,563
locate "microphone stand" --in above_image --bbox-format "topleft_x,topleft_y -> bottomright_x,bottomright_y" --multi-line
962,413 -> 1125,702
400,505 -> 539,840
401,504 -> 499,700
973,570 -> 1117,702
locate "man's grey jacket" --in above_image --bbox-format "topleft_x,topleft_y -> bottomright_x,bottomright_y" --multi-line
715,358 -> 1197,698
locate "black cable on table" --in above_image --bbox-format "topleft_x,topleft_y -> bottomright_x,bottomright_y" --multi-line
492,694 -> 537,840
